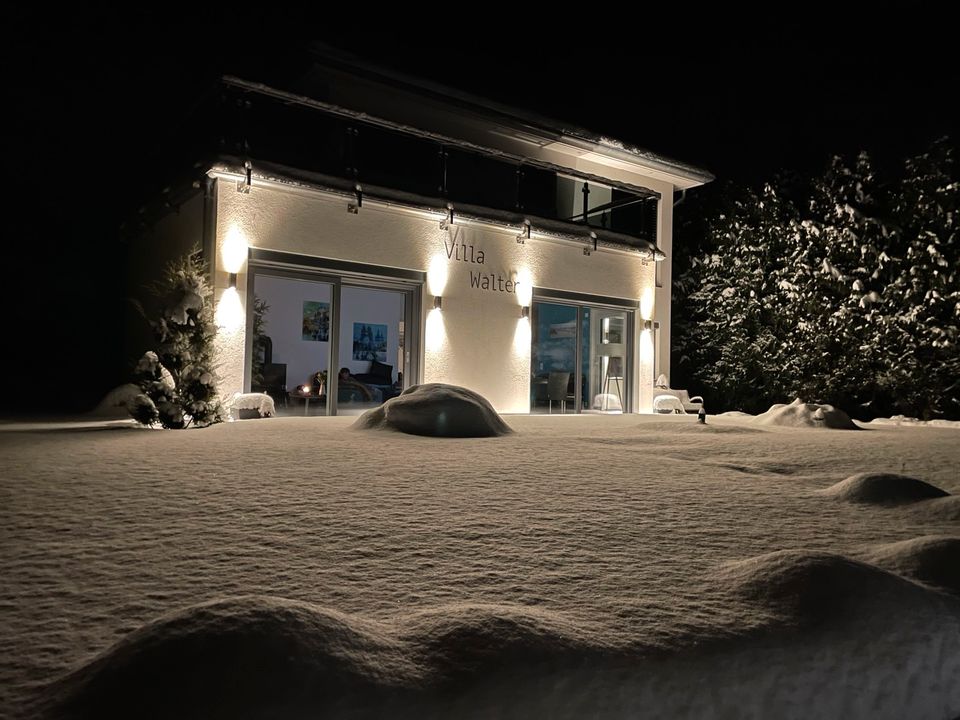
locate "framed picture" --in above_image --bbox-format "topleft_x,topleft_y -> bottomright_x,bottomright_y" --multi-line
353,322 -> 388,361
302,301 -> 330,341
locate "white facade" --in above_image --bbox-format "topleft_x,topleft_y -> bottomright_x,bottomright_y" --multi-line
211,177 -> 668,414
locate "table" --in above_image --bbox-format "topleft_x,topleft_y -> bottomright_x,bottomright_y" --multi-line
287,391 -> 325,416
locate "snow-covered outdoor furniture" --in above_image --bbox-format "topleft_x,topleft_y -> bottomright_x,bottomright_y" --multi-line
654,389 -> 704,414
654,394 -> 686,414
229,392 -> 276,420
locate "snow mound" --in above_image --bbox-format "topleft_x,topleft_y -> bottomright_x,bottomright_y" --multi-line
353,384 -> 513,437
41,596 -> 417,719
715,550 -> 931,624
40,596 -> 600,719
868,415 -> 960,429
820,472 -> 950,505
753,398 -> 857,429
88,384 -> 141,417
398,603 -> 600,679
860,536 -> 960,596
909,496 -> 960,523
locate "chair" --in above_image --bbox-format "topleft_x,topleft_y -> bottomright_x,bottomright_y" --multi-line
547,371 -> 571,413
256,362 -> 287,408
655,388 -> 704,414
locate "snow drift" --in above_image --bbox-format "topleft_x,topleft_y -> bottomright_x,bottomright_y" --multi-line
38,596 -> 604,720
753,398 -> 858,429
40,596 -> 418,719
860,536 -> 960,596
353,384 -> 513,437
714,549 -> 935,624
820,472 -> 950,505
908,496 -> 960,523
40,566 -> 960,720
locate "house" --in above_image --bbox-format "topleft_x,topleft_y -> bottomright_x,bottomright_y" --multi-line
125,47 -> 712,416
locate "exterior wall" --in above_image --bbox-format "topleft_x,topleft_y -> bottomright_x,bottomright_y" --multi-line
655,197 -> 674,385
124,191 -> 205,375
213,180 -> 660,413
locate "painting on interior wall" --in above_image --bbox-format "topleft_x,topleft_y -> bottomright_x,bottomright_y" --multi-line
302,301 -> 330,342
353,323 -> 388,361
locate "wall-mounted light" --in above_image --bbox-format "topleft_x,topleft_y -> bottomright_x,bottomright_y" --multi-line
584,231 -> 598,256
433,296 -> 443,310
643,319 -> 660,331
237,160 -> 252,194
520,306 -> 530,319
517,220 -> 531,244
440,203 -> 455,229
228,273 -> 238,289
348,183 -> 362,214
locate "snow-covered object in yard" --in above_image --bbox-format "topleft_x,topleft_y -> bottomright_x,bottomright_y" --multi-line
228,392 -> 276,419
88,384 -> 141,417
653,394 -> 686,414
859,536 -> 960,596
820,472 -> 950,505
353,384 -> 513,437
753,398 -> 857,429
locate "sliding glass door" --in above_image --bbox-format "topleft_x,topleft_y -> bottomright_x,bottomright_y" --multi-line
249,273 -> 334,416
247,267 -> 419,417
530,299 -> 632,414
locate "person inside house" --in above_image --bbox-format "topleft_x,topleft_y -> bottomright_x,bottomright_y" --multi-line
337,367 -> 383,403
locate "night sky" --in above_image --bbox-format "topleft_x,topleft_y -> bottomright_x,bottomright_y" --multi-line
8,22 -> 957,413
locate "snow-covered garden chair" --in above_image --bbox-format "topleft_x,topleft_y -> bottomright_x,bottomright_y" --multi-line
653,375 -> 704,414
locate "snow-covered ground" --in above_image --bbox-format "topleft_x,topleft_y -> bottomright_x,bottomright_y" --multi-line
1,413 -> 958,719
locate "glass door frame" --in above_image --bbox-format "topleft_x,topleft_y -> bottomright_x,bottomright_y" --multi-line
245,250 -> 424,416
531,287 -> 636,414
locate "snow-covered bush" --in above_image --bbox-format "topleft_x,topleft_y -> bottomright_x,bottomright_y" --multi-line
675,138 -> 958,419
129,249 -> 224,429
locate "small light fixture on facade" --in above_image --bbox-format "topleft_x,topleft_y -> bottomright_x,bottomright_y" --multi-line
520,305 -> 530,319
653,248 -> 666,262
440,204 -> 455,229
348,183 -> 363,214
517,220 -> 531,244
433,296 -> 443,310
643,319 -> 660,331
228,273 -> 238,289
237,160 -> 252,194
584,231 -> 598,256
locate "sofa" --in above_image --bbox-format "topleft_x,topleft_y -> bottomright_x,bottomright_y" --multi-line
346,360 -> 400,403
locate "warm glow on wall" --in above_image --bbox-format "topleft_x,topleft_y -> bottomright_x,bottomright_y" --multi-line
513,316 -> 531,355
222,225 -> 248,274
425,307 -> 445,352
215,287 -> 244,330
515,267 -> 533,307
640,287 -> 655,321
640,328 -> 654,363
428,254 -> 449,297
